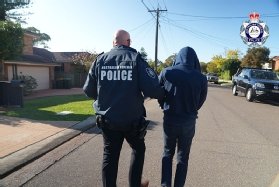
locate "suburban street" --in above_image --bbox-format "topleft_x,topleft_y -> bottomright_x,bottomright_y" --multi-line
2,85 -> 279,187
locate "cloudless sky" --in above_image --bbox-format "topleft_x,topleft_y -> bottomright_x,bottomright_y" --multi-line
20,0 -> 279,63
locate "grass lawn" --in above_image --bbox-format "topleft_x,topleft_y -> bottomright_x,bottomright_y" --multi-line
2,94 -> 95,121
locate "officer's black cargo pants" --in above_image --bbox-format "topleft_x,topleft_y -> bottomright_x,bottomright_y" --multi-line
101,126 -> 146,187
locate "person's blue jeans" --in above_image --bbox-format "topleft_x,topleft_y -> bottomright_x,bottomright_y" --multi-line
101,126 -> 146,187
161,119 -> 196,187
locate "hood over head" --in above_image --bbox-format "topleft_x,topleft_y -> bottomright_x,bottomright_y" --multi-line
173,46 -> 201,72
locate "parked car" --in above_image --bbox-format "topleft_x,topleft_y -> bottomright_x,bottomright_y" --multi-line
232,67 -> 279,102
206,73 -> 219,84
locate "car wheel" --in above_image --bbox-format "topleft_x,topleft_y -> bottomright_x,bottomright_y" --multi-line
246,88 -> 254,102
232,85 -> 238,96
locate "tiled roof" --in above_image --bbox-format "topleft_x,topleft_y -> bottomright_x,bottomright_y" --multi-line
21,54 -> 51,63
52,52 -> 91,63
7,47 -> 90,65
17,47 -> 56,64
33,47 -> 56,62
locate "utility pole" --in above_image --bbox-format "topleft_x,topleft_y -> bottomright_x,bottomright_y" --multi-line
148,7 -> 167,72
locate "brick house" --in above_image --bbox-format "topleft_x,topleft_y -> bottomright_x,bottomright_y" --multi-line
3,31 -> 59,90
2,31 -> 92,90
52,52 -> 90,87
272,56 -> 279,71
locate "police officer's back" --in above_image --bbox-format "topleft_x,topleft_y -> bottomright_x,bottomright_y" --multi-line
83,30 -> 163,126
83,29 -> 163,187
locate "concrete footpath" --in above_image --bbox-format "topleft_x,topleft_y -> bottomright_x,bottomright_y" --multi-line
0,88 -> 96,179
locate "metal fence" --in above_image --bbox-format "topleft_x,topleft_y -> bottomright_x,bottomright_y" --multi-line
54,72 -> 87,88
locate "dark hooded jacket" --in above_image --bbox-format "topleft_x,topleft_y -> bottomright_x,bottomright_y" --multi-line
158,46 -> 208,124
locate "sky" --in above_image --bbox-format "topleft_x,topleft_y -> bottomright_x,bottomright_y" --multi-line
18,0 -> 279,63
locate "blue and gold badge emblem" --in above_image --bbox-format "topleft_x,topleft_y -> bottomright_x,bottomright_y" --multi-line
240,12 -> 269,47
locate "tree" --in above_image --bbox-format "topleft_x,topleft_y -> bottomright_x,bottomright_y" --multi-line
71,51 -> 98,73
164,54 -> 176,67
0,21 -> 23,59
0,0 -> 31,23
241,47 -> 270,68
0,21 -> 23,80
139,47 -> 148,61
200,62 -> 207,73
206,62 -> 218,73
148,59 -> 163,74
221,59 -> 241,80
24,27 -> 51,48
211,55 -> 226,70
225,49 -> 242,60
148,59 -> 155,69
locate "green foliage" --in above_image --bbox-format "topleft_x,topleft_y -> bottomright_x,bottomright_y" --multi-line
206,62 -> 218,73
148,59 -> 163,74
18,74 -> 38,95
211,55 -> 226,70
147,54 -> 176,75
225,49 -> 242,60
0,21 -> 23,60
72,51 -> 98,73
139,47 -> 148,61
157,63 -> 165,74
0,0 -> 31,22
207,50 -> 241,75
241,47 -> 270,68
200,62 -> 207,73
164,54 -> 176,67
24,27 -> 51,48
220,70 -> 231,80
221,59 -> 241,79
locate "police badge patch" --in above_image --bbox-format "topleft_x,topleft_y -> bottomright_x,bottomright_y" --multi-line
240,12 -> 269,47
146,68 -> 156,78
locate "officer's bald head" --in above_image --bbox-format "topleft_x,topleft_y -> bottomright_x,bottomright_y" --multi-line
113,29 -> 131,47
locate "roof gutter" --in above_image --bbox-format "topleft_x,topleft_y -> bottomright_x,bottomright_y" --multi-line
4,61 -> 61,67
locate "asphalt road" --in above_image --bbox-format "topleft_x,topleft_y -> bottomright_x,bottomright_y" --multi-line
2,85 -> 279,187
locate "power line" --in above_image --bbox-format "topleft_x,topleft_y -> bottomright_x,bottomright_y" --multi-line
142,0 -> 167,71
130,19 -> 155,50
168,12 -> 279,20
158,24 -> 169,61
161,17 -> 234,49
141,0 -> 156,20
129,17 -> 154,32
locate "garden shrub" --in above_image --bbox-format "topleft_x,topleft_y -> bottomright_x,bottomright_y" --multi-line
18,75 -> 38,95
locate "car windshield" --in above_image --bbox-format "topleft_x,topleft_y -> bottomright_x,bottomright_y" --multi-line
251,70 -> 279,80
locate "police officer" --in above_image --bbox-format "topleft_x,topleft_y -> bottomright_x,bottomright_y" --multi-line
83,29 -> 164,187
